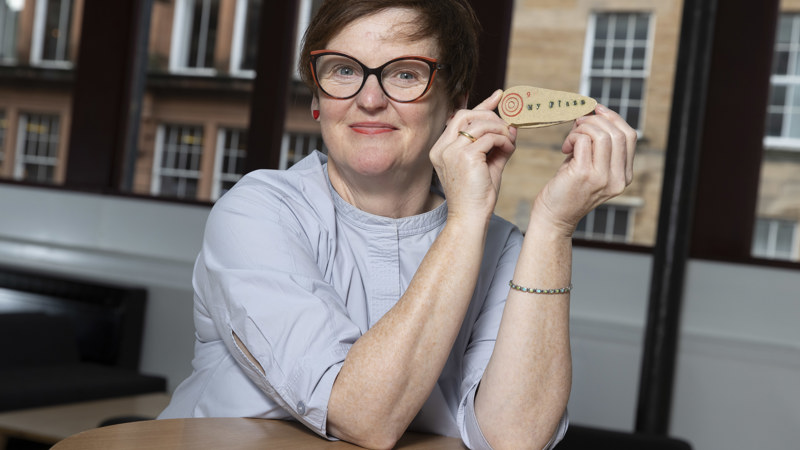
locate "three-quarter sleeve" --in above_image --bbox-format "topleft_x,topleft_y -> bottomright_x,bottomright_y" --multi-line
194,174 -> 361,437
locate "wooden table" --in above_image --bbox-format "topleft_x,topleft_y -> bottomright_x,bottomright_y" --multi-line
51,417 -> 466,449
0,392 -> 171,445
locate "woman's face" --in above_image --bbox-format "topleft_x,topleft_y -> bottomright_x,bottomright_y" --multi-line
313,8 -> 456,184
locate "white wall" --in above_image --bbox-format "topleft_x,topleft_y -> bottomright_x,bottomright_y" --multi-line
1,183 -> 798,450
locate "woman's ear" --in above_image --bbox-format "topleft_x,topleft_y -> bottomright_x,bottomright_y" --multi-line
456,92 -> 469,110
311,96 -> 320,121
446,92 -> 470,124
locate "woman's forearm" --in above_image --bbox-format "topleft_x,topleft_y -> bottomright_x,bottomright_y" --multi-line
475,217 -> 573,450
327,216 -> 489,449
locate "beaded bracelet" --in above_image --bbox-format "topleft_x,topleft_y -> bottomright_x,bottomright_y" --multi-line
508,280 -> 573,295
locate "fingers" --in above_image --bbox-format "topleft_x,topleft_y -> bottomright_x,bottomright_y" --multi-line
446,90 -> 514,145
565,104 -> 636,190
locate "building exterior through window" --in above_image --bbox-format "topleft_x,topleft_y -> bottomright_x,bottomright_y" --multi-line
0,0 -> 799,260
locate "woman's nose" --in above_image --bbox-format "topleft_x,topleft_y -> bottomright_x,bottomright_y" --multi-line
355,74 -> 389,110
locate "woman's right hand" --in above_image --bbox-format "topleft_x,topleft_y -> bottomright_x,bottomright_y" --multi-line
429,90 -> 518,224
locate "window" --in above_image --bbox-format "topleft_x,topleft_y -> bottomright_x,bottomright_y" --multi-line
280,132 -> 325,170
582,12 -> 652,131
753,218 -> 798,260
765,13 -> 800,149
31,0 -> 74,67
151,124 -> 204,199
212,128 -> 247,199
574,204 -> 634,243
15,113 -> 61,183
170,0 -> 220,73
0,0 -> 22,64
753,12 -> 800,263
230,0 -> 261,76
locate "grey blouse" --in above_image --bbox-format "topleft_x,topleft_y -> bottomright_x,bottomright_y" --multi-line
158,151 -> 567,449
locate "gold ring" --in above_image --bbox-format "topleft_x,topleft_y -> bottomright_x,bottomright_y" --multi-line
458,130 -> 478,143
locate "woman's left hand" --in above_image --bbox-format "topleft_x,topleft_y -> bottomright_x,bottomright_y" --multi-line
532,104 -> 637,236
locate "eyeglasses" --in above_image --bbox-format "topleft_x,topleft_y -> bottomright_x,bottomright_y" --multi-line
309,50 -> 446,103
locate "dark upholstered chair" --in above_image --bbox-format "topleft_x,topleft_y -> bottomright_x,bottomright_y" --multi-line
0,265 -> 166,413
557,424 -> 693,449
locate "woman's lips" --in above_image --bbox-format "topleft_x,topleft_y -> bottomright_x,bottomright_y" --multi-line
350,122 -> 397,135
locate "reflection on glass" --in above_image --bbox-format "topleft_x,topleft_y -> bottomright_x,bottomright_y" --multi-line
757,11 -> 800,261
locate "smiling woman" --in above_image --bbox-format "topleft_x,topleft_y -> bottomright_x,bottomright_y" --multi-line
157,1 -> 638,449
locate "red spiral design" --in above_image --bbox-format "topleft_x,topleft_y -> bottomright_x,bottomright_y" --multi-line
500,93 -> 524,118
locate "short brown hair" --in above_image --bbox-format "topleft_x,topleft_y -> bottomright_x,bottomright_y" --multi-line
298,0 -> 481,107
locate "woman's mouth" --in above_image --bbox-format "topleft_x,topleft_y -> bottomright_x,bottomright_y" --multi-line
350,122 -> 397,135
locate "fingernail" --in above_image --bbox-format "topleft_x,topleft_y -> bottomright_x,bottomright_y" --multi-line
596,104 -> 608,113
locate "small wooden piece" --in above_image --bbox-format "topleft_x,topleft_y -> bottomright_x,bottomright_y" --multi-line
498,85 -> 597,128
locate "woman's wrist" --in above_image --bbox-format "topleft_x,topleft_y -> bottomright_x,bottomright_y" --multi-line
527,197 -> 579,241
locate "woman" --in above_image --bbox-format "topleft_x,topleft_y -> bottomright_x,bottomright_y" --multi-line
159,1 -> 637,449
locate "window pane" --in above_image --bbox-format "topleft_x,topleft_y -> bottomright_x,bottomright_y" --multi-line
0,0 -> 21,63
239,0 -> 261,72
213,127 -> 247,200
614,15 -> 628,40
613,208 -> 630,239
152,124 -> 203,199
186,0 -> 219,69
773,50 -> 789,75
758,13 -> 800,261
592,45 -> 606,69
775,221 -> 795,259
41,0 -> 73,63
16,113 -> 60,184
0,0 -> 81,185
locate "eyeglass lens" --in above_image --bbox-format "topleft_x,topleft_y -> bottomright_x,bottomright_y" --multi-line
314,54 -> 434,102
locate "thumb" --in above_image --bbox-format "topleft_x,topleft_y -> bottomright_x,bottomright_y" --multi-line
473,89 -> 504,111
